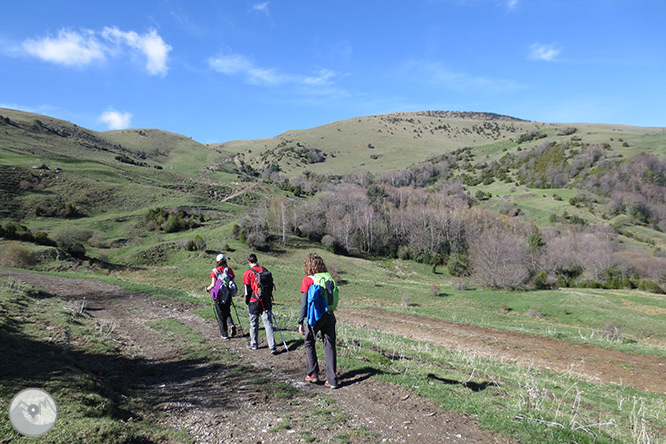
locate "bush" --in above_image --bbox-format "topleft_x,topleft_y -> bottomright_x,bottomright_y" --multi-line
187,235 -> 206,251
638,279 -> 664,294
246,231 -> 269,251
447,253 -> 469,277
534,271 -> 549,289
321,235 -> 346,255
33,231 -> 56,247
0,244 -> 39,268
525,309 -> 545,319
60,241 -> 86,258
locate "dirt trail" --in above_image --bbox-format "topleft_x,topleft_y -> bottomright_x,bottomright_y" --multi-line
1,269 -> 508,443
342,307 -> 666,394
5,270 -> 666,442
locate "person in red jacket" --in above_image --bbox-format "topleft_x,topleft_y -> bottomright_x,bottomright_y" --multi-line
298,253 -> 338,388
242,253 -> 277,354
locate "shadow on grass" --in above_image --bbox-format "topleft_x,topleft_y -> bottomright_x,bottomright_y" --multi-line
339,366 -> 391,387
0,318 -> 244,430
426,373 -> 500,392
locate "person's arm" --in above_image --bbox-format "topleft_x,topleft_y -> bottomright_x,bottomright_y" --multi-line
205,277 -> 216,292
298,292 -> 308,335
244,284 -> 252,305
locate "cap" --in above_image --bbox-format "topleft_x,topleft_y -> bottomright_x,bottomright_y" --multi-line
216,254 -> 226,262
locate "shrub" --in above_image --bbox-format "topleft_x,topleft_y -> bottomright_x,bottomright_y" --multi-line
33,231 -> 56,246
60,241 -> 86,258
447,253 -> 469,277
246,231 -> 269,251
187,235 -> 206,251
534,271 -> 549,289
450,279 -> 469,291
638,279 -> 664,294
525,309 -> 545,319
557,126 -> 577,136
321,235 -> 346,255
0,244 -> 39,268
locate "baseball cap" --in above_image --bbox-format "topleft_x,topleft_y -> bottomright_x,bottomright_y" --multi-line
216,254 -> 226,262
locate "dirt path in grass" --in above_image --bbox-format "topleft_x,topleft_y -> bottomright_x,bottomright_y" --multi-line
342,307 -> 666,394
4,270 -> 666,443
0,269 -> 509,443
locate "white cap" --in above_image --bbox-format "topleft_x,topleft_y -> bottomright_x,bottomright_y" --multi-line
216,254 -> 226,262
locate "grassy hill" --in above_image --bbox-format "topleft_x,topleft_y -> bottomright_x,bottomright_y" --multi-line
2,106 -> 666,257
2,107 -> 666,443
224,111 -> 666,177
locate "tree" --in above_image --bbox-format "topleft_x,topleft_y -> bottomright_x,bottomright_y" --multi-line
469,225 -> 529,289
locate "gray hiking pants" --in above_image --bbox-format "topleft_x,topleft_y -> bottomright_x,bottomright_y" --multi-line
249,310 -> 276,350
304,312 -> 337,386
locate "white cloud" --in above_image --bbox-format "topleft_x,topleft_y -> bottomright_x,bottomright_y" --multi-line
529,43 -> 561,61
505,0 -> 519,11
102,27 -> 171,76
208,53 -> 290,86
252,2 -> 270,14
23,29 -> 105,66
402,60 -> 522,92
209,52 -> 346,97
21,27 -> 171,75
99,109 -> 132,130
303,69 -> 337,87
208,54 -> 255,75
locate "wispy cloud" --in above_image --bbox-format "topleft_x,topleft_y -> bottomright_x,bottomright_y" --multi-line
504,0 -> 519,11
21,27 -> 171,75
529,43 -> 561,61
252,2 -> 271,14
99,108 -> 132,130
208,53 -> 344,91
402,60 -> 522,93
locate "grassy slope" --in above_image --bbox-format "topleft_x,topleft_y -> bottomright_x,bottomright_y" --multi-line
2,107 -> 666,443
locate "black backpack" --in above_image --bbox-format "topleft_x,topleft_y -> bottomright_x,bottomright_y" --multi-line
251,267 -> 273,310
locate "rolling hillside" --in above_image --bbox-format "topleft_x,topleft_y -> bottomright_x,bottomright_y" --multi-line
2,106 -> 666,260
2,107 -> 666,443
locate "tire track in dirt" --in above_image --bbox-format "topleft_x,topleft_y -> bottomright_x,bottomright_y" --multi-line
341,307 -> 666,394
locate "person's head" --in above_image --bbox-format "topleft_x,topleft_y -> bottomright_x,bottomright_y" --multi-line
216,253 -> 227,267
247,253 -> 258,265
303,252 -> 327,276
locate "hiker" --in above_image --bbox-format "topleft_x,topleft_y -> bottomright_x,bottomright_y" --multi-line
298,253 -> 339,388
205,253 -> 237,340
243,253 -> 277,354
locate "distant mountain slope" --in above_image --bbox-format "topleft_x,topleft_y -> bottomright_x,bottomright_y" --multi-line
222,111 -> 666,178
0,108 -> 209,166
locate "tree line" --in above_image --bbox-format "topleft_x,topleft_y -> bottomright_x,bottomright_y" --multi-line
237,139 -> 666,292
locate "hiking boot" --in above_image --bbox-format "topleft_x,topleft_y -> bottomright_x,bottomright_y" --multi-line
305,374 -> 318,383
246,344 -> 258,350
221,336 -> 229,340
325,381 -> 338,389
270,348 -> 278,355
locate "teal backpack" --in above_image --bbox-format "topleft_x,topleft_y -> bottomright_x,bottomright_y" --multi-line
306,272 -> 339,327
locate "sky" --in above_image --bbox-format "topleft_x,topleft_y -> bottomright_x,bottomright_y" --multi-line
1,1 -> 664,143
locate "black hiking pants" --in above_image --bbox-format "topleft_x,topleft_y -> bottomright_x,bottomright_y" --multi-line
213,299 -> 235,338
304,312 -> 337,386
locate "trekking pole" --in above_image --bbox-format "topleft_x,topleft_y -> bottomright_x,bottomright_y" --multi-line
209,297 -> 221,323
230,298 -> 246,336
269,310 -> 289,352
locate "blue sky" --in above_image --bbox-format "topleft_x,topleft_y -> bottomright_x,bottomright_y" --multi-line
1,1 -> 664,143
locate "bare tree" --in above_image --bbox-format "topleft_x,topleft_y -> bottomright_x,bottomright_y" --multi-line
469,224 -> 530,289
